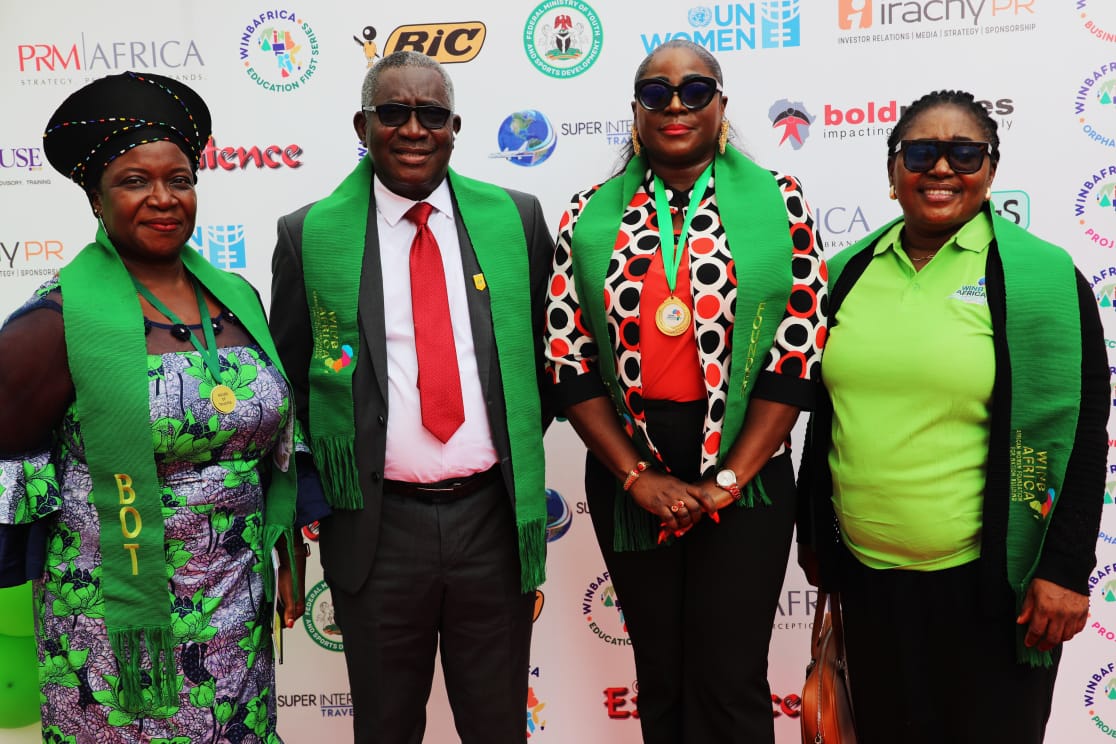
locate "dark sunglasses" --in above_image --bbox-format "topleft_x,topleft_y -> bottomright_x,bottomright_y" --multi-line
363,103 -> 452,130
892,139 -> 992,174
634,76 -> 723,111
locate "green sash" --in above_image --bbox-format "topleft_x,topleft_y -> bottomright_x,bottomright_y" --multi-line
829,211 -> 1081,666
300,158 -> 546,592
570,147 -> 794,550
59,225 -> 297,712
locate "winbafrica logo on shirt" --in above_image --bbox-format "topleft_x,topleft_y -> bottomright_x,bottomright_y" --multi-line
948,276 -> 987,305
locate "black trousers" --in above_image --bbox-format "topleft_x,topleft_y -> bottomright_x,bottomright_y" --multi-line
586,399 -> 796,744
329,479 -> 535,744
840,554 -> 1060,744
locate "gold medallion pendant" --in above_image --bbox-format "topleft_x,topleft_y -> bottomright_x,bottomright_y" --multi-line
655,296 -> 691,337
210,384 -> 237,414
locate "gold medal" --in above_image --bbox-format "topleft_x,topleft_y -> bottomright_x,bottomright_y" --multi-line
210,384 -> 237,414
655,295 -> 691,336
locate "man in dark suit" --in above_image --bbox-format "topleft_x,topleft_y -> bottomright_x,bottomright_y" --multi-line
270,51 -> 551,744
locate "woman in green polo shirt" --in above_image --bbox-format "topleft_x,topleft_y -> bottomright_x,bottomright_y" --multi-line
799,89 -> 1109,744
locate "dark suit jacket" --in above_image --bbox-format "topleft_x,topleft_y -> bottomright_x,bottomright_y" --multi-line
270,176 -> 553,594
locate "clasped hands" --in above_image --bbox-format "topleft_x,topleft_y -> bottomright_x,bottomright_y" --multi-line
626,469 -> 734,543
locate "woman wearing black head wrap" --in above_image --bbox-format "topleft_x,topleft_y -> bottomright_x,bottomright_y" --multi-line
0,71 -> 312,742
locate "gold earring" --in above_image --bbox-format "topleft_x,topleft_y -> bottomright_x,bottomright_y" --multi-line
718,120 -> 729,155
888,184 -> 897,200
631,123 -> 641,156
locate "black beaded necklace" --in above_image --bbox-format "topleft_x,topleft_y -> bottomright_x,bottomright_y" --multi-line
143,308 -> 241,338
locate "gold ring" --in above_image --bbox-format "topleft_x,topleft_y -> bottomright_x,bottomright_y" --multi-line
670,503 -> 679,513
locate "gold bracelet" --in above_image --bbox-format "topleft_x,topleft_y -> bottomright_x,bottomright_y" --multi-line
623,461 -> 650,491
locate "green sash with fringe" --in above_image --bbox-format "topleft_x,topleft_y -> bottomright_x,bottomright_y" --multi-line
59,226 -> 297,713
569,147 -> 794,550
300,158 -> 546,592
829,210 -> 1081,667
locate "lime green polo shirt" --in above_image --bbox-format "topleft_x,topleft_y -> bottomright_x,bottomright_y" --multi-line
823,212 -> 995,570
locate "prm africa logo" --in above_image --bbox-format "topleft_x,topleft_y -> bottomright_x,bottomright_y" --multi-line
239,10 -> 320,92
524,0 -> 603,78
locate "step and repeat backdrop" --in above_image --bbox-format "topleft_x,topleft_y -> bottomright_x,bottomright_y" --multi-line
3,1 -> 1116,741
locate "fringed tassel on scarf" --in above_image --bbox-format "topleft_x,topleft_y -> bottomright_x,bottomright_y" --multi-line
517,518 -> 547,593
612,488 -> 659,552
740,474 -> 770,508
312,436 -> 362,510
110,627 -> 179,713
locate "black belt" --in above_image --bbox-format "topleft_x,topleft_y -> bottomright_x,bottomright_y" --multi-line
383,465 -> 501,504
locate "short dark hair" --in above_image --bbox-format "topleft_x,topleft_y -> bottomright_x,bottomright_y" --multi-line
887,90 -> 1000,165
360,51 -> 455,110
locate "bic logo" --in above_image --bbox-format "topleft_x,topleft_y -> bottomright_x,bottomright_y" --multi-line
839,0 -> 872,29
384,23 -> 486,63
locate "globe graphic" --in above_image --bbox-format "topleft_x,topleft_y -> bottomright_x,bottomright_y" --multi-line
494,110 -> 557,167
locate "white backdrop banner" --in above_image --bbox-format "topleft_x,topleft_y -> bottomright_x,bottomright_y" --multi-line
2,1 -> 1115,742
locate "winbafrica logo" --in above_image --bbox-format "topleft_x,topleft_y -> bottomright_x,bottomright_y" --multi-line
192,225 -> 247,270
1088,266 -> 1116,313
641,2 -> 801,54
836,0 -> 1036,44
582,571 -> 630,646
1081,661 -> 1116,736
1089,561 -> 1116,644
492,110 -> 558,167
302,580 -> 343,652
1074,63 -> 1116,148
524,0 -> 603,78
1073,166 -> 1116,249
239,10 -> 319,92
1078,1 -> 1116,44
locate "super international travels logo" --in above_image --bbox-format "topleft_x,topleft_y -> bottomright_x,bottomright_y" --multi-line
1073,166 -> 1116,249
239,10 -> 320,92
492,110 -> 557,166
1074,63 -> 1116,148
302,580 -> 343,652
641,2 -> 801,54
582,571 -> 630,646
524,0 -> 603,78
1079,1 -> 1116,44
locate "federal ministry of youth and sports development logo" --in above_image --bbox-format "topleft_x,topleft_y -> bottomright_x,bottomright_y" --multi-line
581,571 -> 630,646
192,225 -> 246,270
1074,63 -> 1116,149
524,0 -> 603,78
769,99 -> 814,149
302,580 -> 343,652
1073,167 -> 1116,250
239,10 -> 320,91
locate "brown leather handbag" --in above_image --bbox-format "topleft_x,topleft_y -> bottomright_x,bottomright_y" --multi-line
801,591 -> 857,744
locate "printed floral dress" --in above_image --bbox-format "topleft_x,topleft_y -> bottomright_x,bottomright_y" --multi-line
0,290 -> 291,743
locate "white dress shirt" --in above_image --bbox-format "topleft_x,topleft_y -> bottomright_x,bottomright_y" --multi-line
373,175 -> 499,482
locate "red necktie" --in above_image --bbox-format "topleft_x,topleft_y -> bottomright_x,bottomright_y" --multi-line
404,201 -> 465,443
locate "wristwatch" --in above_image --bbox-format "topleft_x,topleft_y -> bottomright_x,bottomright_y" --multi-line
715,468 -> 741,499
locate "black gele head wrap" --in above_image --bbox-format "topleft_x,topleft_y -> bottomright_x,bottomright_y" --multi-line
42,70 -> 212,190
